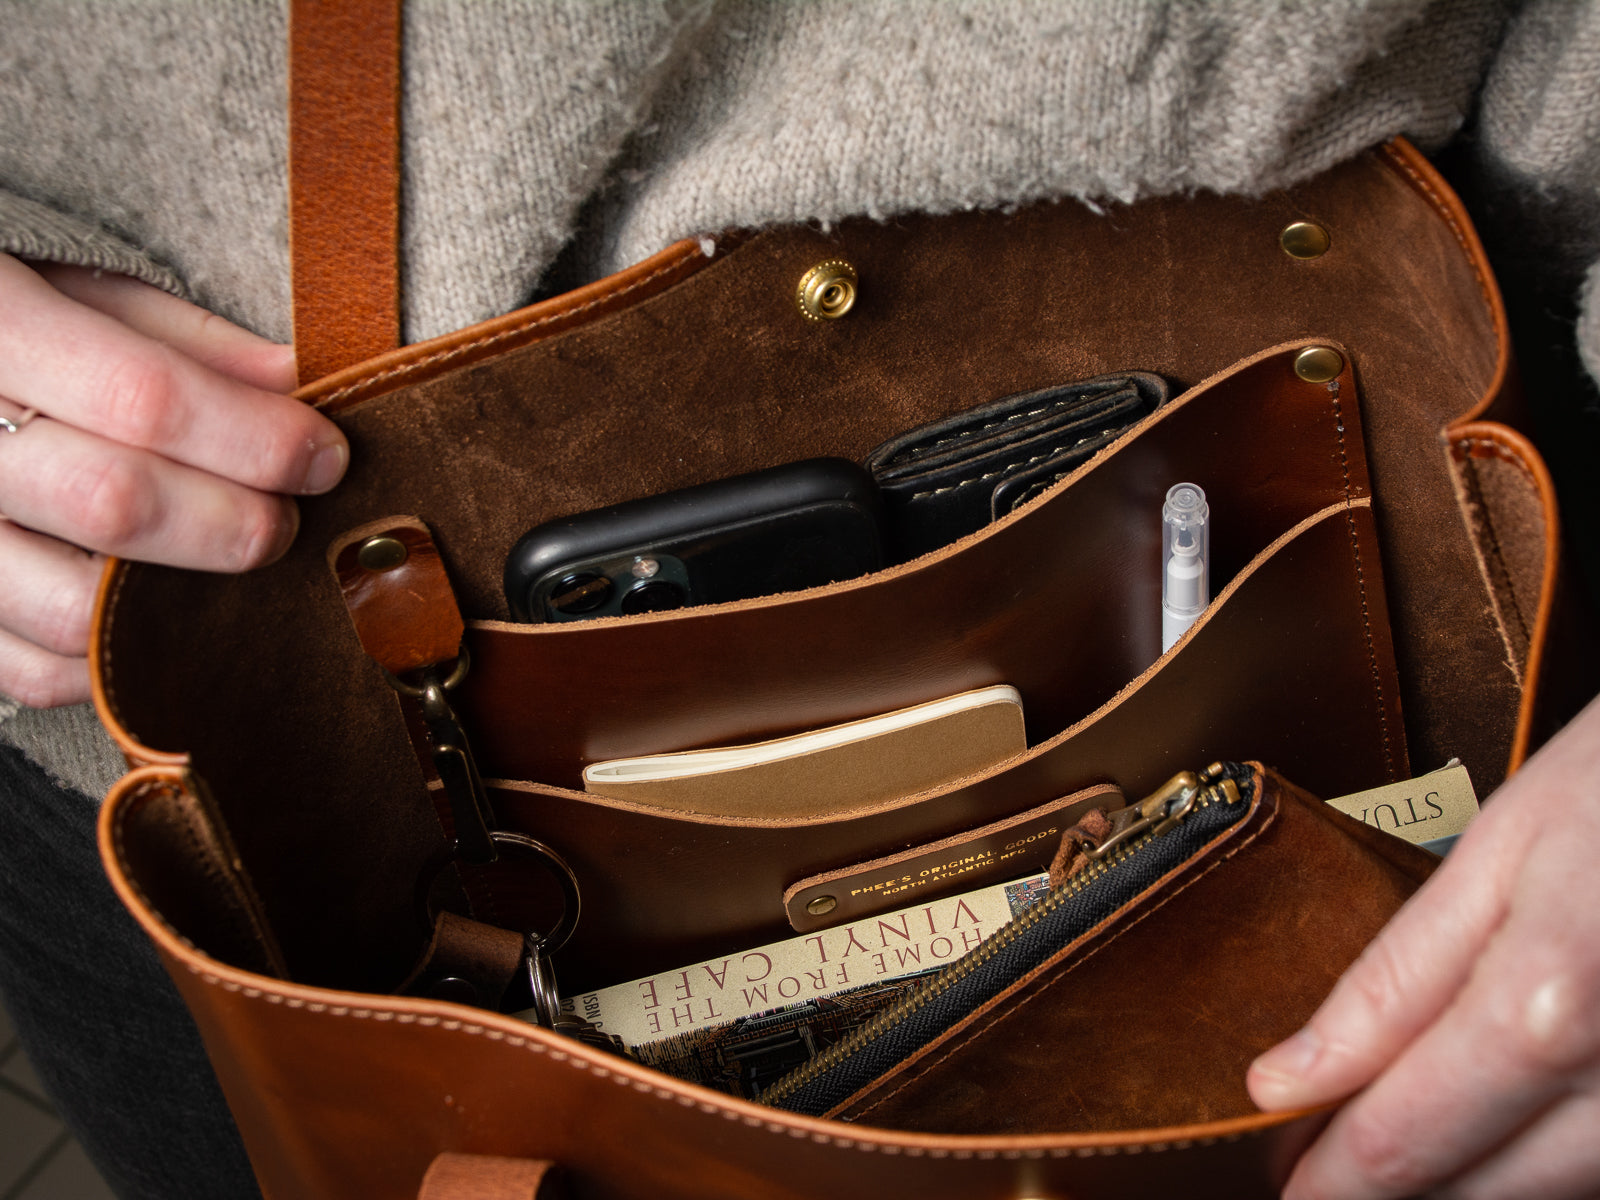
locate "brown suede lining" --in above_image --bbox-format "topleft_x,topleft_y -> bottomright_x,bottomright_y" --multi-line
95,147 -> 1535,992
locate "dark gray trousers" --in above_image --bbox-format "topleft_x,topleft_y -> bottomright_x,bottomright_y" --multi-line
0,743 -> 259,1199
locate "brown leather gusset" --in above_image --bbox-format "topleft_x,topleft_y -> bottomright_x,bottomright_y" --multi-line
419,1155 -> 566,1200
102,769 -> 289,982
1379,141 -> 1512,431
828,766 -> 1437,1132
289,0 -> 402,384
330,518 -> 466,676
1445,421 -> 1580,770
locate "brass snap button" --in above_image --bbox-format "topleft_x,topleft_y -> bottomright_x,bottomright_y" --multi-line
1280,221 -> 1331,259
356,535 -> 409,572
796,260 -> 858,321
806,895 -> 839,917
1294,346 -> 1345,383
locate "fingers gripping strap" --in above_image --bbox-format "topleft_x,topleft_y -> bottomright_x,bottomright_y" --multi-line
289,0 -> 403,385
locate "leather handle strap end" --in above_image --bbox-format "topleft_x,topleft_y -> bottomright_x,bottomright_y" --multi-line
289,0 -> 404,385
420,1153 -> 566,1200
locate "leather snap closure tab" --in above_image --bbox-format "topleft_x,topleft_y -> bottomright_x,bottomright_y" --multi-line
356,535 -> 409,572
1294,345 -> 1345,383
1280,220 -> 1331,259
796,259 -> 858,321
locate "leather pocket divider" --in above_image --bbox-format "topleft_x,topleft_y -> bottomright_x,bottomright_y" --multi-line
459,341 -> 1383,788
462,341 -> 1407,991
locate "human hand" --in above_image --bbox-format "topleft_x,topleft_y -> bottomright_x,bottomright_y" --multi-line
1249,692 -> 1600,1199
0,254 -> 347,707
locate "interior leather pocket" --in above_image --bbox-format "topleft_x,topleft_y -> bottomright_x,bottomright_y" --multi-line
487,494 -> 1405,993
459,341 -> 1377,789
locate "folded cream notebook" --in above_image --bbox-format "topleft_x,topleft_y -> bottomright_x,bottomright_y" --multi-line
582,685 -> 1026,818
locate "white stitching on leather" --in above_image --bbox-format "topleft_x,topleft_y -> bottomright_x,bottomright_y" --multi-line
115,763 -> 1275,1159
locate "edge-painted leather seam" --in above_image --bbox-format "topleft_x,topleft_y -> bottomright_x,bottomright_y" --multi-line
1447,423 -> 1561,768
1328,376 -> 1395,780
311,249 -> 706,408
94,560 -> 127,742
166,957 -> 1283,1158
1452,438 -> 1536,658
110,776 -> 213,964
1377,143 -> 1498,343
845,771 -> 1280,1121
88,558 -> 188,770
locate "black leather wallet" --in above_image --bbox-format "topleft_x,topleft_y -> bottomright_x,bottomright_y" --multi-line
865,372 -> 1169,561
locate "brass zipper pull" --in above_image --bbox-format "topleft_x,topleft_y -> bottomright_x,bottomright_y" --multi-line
1084,763 -> 1244,862
763,762 -> 1254,1111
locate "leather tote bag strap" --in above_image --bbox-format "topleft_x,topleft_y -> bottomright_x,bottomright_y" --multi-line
288,0 -> 404,385
418,1154 -> 566,1200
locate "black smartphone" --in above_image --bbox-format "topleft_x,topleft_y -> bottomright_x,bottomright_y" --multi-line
504,458 -> 886,621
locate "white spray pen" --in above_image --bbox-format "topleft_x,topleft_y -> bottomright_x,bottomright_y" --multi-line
1161,483 -> 1209,652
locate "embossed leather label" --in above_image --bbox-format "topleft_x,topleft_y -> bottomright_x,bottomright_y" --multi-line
782,783 -> 1123,932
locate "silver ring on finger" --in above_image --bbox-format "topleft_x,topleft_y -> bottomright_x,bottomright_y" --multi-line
0,403 -> 40,435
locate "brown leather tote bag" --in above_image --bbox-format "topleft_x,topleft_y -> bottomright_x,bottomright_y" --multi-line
90,4 -> 1589,1197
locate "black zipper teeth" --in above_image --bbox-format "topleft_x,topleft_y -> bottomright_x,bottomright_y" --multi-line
762,765 -> 1252,1108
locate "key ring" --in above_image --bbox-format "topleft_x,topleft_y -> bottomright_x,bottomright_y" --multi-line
416,829 -> 582,956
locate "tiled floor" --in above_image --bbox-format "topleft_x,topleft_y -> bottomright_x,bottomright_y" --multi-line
0,1003 -> 117,1200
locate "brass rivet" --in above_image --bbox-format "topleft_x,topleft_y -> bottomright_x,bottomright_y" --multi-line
1281,221 -> 1331,259
806,895 -> 839,917
1294,346 -> 1345,383
357,535 -> 409,572
796,260 -> 858,321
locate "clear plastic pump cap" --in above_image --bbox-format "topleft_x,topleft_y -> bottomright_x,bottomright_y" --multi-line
1163,483 -> 1208,536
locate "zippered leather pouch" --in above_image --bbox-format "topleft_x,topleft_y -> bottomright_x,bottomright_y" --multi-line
767,762 -> 1437,1132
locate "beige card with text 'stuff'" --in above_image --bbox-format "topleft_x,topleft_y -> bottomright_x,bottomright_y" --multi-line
582,685 -> 1026,818
1325,760 -> 1479,851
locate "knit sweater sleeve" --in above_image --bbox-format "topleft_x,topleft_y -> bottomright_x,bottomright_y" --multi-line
0,186 -> 185,295
1581,264 -> 1600,392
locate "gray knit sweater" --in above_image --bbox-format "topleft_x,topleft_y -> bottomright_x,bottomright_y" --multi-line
3,0 -> 1598,801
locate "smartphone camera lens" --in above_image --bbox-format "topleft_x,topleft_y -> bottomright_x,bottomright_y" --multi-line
548,572 -> 613,616
620,580 -> 687,614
